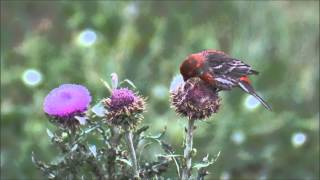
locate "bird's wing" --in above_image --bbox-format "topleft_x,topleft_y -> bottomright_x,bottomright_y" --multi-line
213,74 -> 239,90
205,52 -> 259,77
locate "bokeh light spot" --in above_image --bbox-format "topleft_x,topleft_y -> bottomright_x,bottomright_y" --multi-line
231,130 -> 246,145
22,69 -> 42,86
77,29 -> 97,47
123,2 -> 139,18
291,132 -> 307,147
152,85 -> 168,100
244,95 -> 260,110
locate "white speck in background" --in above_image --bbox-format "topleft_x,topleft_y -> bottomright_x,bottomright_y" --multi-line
77,29 -> 97,47
152,85 -> 168,100
244,95 -> 260,110
231,130 -> 246,145
22,69 -> 42,87
123,2 -> 139,18
291,132 -> 307,147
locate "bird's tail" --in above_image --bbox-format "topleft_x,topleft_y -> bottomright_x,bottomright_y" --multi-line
238,80 -> 272,111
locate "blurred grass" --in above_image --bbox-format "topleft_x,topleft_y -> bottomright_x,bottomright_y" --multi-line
1,1 -> 319,179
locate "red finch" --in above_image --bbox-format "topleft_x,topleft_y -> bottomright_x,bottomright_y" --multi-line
180,49 -> 271,110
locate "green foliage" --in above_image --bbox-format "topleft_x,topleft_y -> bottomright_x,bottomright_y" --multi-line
1,1 -> 319,179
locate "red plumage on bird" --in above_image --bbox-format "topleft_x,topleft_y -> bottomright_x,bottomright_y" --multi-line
180,49 -> 271,110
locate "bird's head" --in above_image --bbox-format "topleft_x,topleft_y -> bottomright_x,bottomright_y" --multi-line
180,53 -> 205,81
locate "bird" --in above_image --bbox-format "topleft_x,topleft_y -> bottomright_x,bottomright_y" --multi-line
180,49 -> 271,110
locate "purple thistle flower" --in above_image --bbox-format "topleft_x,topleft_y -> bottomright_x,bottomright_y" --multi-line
170,78 -> 220,120
109,88 -> 136,111
103,88 -> 145,128
43,84 -> 92,118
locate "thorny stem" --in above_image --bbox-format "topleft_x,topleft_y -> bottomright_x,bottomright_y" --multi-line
181,119 -> 195,180
125,129 -> 140,179
107,127 -> 121,180
66,130 -> 78,180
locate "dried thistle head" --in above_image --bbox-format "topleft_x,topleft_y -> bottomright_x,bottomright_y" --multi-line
103,88 -> 145,129
170,77 -> 220,120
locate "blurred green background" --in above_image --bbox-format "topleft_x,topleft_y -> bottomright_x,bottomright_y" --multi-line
1,1 -> 319,179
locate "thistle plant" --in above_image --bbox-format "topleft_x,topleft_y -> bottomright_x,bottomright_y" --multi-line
33,72 -> 222,180
33,73 -> 175,179
170,75 -> 221,180
103,86 -> 146,178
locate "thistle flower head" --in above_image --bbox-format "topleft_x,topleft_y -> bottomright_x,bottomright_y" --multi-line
109,88 -> 136,111
170,77 -> 220,120
103,88 -> 145,128
43,84 -> 91,129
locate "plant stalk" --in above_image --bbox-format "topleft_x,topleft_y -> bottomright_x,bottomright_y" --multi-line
181,119 -> 195,180
107,127 -> 121,179
125,130 -> 140,179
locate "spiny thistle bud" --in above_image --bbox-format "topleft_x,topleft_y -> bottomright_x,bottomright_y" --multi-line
43,84 -> 91,129
103,88 -> 145,129
170,77 -> 220,120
